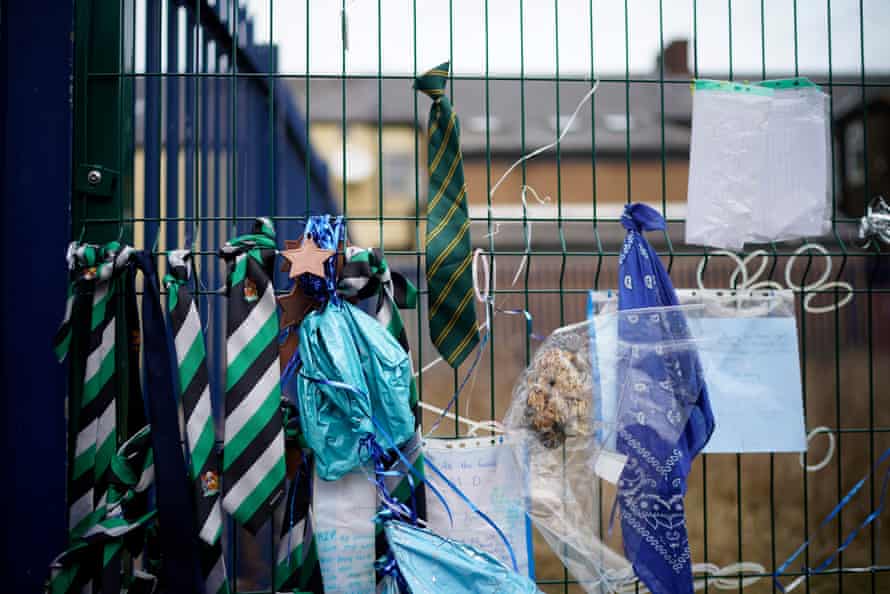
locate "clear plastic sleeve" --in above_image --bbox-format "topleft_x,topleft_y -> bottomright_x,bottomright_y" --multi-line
753,82 -> 832,241
592,289 -> 803,454
685,82 -> 772,250
504,306 -> 712,593
505,297 -> 797,592
685,79 -> 831,249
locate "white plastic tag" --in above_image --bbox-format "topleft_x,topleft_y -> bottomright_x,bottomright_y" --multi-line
593,450 -> 628,484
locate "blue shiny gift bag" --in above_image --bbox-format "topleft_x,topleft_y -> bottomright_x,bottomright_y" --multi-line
384,520 -> 541,594
298,299 -> 415,481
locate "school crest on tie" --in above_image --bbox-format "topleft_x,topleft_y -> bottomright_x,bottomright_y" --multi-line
244,278 -> 259,302
201,470 -> 220,497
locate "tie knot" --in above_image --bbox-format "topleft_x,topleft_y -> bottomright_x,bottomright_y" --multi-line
414,62 -> 450,100
68,240 -> 134,281
221,217 -> 278,257
165,249 -> 192,283
253,216 -> 276,240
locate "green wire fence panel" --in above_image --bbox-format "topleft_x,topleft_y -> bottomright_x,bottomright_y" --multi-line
71,0 -> 890,592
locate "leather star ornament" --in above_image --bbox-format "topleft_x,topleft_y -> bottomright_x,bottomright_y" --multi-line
280,237 -> 334,280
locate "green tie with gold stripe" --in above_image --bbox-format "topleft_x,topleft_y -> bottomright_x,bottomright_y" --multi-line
415,62 -> 480,368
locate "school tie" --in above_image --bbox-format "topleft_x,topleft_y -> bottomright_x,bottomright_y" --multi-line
54,241 -> 133,594
219,217 -> 287,533
164,251 -> 231,594
338,247 -> 417,354
53,244 -> 201,593
415,62 -> 480,368
274,456 -> 324,593
337,247 -> 428,584
130,250 -> 203,593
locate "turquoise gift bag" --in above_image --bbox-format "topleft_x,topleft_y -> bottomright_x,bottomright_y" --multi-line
297,299 -> 415,481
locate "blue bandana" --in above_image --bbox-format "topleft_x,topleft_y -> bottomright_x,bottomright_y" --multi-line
616,203 -> 715,594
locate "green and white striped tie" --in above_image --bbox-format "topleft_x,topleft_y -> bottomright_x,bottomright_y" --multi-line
275,458 -> 324,593
54,241 -> 133,592
164,250 -> 231,594
219,218 -> 286,532
415,62 -> 480,368
49,426 -> 157,594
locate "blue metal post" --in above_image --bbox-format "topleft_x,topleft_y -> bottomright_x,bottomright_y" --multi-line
145,0 -> 162,250
0,0 -> 73,588
166,0 -> 180,251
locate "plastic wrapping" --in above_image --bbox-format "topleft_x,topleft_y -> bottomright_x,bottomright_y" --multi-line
686,81 -> 772,250
383,520 -> 542,594
504,304 -> 737,593
505,307 -> 705,453
755,79 -> 832,241
591,289 -> 805,454
297,300 -> 415,481
505,308 -> 709,593
506,295 -> 803,592
686,79 -> 831,249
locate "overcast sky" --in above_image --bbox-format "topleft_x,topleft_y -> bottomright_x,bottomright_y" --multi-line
139,0 -> 889,77
233,0 -> 890,77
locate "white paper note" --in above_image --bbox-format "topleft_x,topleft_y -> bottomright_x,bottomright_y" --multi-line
312,469 -> 378,594
424,437 -> 533,577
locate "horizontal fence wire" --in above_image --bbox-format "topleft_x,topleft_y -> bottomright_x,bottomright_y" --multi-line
72,0 -> 890,592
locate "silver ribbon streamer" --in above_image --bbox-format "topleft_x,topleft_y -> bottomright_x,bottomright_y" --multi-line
858,196 -> 890,246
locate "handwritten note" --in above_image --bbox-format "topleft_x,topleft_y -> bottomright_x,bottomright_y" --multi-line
591,301 -> 807,454
312,469 -> 377,594
694,316 -> 806,453
424,437 -> 533,577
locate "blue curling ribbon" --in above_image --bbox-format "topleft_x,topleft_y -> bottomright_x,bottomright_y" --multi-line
368,413 -> 519,573
296,371 -> 454,527
425,330 -> 491,436
358,434 -> 419,525
422,449 -> 520,573
280,348 -> 302,391
284,456 -> 308,578
297,368 -> 520,573
427,304 -> 540,436
774,445 -> 890,592
372,515 -> 413,593
493,304 -> 544,341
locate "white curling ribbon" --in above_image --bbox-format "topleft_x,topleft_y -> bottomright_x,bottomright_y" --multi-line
413,83 -> 601,398
482,184 -> 552,290
799,426 -> 836,472
488,82 -> 600,201
485,82 -> 598,302
416,400 -> 504,438
695,243 -> 853,314
612,561 -> 769,593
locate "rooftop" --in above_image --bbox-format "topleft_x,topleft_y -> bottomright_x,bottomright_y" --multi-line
285,41 -> 890,157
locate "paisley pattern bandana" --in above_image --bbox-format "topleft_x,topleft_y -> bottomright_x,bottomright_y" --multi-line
616,203 -> 715,594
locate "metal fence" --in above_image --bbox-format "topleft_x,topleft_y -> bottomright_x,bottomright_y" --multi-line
71,1 -> 890,592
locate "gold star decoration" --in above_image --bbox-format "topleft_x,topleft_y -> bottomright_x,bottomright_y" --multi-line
280,237 -> 334,280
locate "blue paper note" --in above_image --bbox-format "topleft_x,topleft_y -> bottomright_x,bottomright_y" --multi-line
695,317 -> 806,453
591,300 -> 806,454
